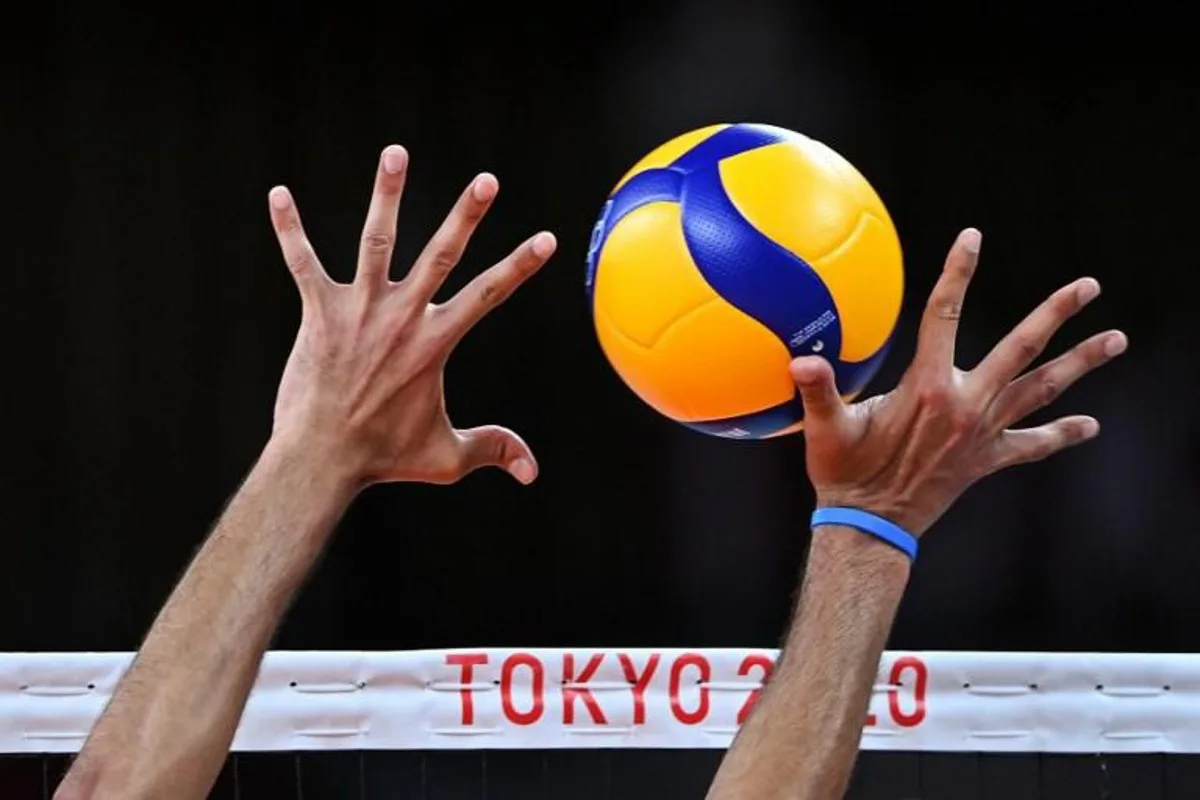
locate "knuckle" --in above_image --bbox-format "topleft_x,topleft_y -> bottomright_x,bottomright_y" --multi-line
361,231 -> 393,253
917,381 -> 952,409
1088,337 -> 1114,364
430,247 -> 459,276
949,405 -> 981,433
934,298 -> 963,322
1013,334 -> 1042,364
1053,287 -> 1080,314
287,251 -> 315,275
1035,375 -> 1061,408
480,281 -> 509,308
517,249 -> 542,273
484,435 -> 508,463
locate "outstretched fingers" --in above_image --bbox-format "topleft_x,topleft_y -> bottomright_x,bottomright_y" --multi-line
356,145 -> 409,287
269,186 -> 330,304
437,231 -> 557,340
969,277 -> 1101,400
403,173 -> 500,303
989,415 -> 1100,471
986,330 -> 1127,430
913,228 -> 982,376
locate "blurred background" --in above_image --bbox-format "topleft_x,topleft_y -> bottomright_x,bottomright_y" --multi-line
1,0 -> 1196,679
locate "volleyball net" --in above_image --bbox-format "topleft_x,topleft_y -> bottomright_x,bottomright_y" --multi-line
1,648 -> 1196,798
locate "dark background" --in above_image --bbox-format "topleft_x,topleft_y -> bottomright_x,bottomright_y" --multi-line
0,2 -> 1196,797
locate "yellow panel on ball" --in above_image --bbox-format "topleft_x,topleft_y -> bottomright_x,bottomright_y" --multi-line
719,133 -> 903,363
591,202 -> 717,348
652,299 -> 794,423
591,198 -> 792,422
809,212 -> 904,363
719,139 -> 862,263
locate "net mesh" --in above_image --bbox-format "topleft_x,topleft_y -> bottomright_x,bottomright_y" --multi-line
3,750 -> 1191,799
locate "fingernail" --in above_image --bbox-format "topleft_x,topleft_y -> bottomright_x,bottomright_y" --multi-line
510,458 -> 536,485
1104,331 -> 1127,357
961,228 -> 982,254
1077,278 -> 1101,303
472,173 -> 498,202
382,145 -> 407,175
269,186 -> 292,210
531,232 -> 557,258
789,357 -> 827,385
1080,418 -> 1100,438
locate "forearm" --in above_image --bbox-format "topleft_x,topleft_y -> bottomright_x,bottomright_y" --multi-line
707,525 -> 910,800
59,437 -> 357,800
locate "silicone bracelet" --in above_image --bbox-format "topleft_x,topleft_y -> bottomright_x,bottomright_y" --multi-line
811,507 -> 919,561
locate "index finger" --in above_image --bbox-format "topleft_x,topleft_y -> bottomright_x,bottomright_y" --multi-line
436,232 -> 557,340
403,173 -> 499,303
914,228 -> 982,374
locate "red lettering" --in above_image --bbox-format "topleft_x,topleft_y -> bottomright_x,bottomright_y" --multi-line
865,664 -> 878,727
446,653 -> 488,725
887,656 -> 927,727
500,653 -> 544,725
563,653 -> 608,725
736,654 -> 774,725
618,653 -> 660,725
669,653 -> 711,725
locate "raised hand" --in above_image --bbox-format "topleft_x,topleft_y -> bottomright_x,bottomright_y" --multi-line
792,228 -> 1127,535
268,144 -> 556,487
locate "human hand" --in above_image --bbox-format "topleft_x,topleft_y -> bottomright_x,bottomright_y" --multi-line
267,145 -> 556,487
792,228 -> 1126,535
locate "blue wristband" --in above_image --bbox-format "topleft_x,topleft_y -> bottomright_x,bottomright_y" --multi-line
811,507 -> 919,561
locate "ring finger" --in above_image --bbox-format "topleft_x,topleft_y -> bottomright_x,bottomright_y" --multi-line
985,329 -> 1127,430
402,173 -> 499,303
969,277 -> 1100,401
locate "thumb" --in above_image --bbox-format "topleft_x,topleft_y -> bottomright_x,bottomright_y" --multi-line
790,356 -> 844,424
456,425 -> 538,485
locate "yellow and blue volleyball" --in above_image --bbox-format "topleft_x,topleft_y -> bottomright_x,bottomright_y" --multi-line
585,123 -> 904,439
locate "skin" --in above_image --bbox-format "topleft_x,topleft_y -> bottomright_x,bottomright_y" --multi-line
55,145 -> 558,800
53,144 -> 1125,799
707,228 -> 1127,799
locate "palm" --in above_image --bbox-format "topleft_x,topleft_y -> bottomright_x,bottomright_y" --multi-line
374,371 -> 460,484
801,392 -> 891,487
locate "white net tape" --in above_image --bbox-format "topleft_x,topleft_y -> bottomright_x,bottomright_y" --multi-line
0,649 -> 1194,754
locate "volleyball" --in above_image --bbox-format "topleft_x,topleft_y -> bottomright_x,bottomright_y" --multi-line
585,123 -> 904,439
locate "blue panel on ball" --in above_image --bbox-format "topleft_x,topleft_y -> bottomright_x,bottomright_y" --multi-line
586,125 -> 781,300
679,164 -> 884,398
682,394 -> 804,439
838,339 -> 893,398
680,166 -> 841,357
670,124 -> 786,173
585,168 -> 683,300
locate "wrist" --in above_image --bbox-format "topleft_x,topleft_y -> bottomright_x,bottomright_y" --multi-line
261,430 -> 366,499
808,523 -> 912,584
814,490 -> 930,538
